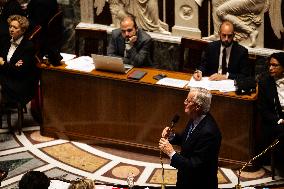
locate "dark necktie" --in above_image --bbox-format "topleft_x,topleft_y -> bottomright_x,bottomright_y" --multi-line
185,122 -> 193,141
222,48 -> 227,74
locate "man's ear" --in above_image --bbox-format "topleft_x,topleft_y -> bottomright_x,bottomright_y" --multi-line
195,104 -> 202,113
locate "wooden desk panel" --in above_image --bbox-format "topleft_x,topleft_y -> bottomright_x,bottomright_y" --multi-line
40,65 -> 258,168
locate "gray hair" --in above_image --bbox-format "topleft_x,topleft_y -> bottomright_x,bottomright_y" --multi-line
190,87 -> 212,114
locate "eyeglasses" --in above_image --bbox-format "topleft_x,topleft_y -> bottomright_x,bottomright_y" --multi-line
121,28 -> 134,33
184,98 -> 193,104
269,63 -> 280,68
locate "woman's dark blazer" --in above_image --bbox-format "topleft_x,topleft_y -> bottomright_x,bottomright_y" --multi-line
0,36 -> 38,104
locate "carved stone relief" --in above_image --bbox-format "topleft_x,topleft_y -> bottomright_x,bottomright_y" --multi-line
180,5 -> 193,20
92,0 -> 170,34
198,0 -> 283,48
172,0 -> 201,38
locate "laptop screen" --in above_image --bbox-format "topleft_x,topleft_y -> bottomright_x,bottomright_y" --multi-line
92,54 -> 133,73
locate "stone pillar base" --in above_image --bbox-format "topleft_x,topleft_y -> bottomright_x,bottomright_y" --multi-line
172,25 -> 201,38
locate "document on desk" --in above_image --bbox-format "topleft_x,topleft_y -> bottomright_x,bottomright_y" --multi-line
187,77 -> 236,92
65,56 -> 95,72
156,78 -> 189,88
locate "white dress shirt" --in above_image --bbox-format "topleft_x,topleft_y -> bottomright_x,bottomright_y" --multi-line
7,36 -> 23,63
275,77 -> 284,124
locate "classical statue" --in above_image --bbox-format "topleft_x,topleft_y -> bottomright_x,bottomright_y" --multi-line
196,0 -> 284,47
94,0 -> 170,34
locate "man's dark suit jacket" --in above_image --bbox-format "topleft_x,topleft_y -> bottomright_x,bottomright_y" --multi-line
0,36 -> 38,105
27,0 -> 63,64
107,28 -> 152,67
27,0 -> 58,29
200,40 -> 250,80
170,113 -> 222,189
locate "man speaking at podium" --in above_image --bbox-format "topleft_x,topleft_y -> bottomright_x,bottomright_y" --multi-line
107,13 -> 152,67
159,88 -> 222,189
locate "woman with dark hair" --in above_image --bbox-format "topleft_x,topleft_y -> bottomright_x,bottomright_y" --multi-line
19,171 -> 50,189
258,52 -> 284,176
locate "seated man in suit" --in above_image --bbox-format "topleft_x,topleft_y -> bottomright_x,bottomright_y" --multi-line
193,20 -> 251,81
107,13 -> 152,67
159,87 -> 222,189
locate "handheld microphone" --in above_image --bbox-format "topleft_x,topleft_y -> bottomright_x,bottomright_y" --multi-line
170,114 -> 180,129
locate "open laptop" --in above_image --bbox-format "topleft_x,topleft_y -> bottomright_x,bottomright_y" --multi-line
92,54 -> 133,74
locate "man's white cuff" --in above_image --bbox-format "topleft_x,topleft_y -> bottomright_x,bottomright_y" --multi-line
169,151 -> 176,160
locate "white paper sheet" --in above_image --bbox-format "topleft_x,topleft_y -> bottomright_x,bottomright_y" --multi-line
156,78 -> 189,88
187,77 -> 236,92
65,56 -> 95,72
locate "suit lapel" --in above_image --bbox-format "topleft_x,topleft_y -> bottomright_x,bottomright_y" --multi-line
1,40 -> 10,62
184,116 -> 206,144
228,42 -> 238,68
213,42 -> 221,71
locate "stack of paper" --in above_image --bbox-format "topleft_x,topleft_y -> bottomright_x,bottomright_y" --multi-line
187,77 -> 236,92
65,56 -> 95,72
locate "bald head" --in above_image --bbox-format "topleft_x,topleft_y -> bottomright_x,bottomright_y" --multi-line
219,21 -> 235,47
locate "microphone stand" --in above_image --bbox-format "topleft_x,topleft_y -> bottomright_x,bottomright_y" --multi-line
235,139 -> 280,189
160,121 -> 175,189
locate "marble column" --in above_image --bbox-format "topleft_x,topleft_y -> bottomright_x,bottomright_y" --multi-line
172,0 -> 201,38
80,0 -> 94,23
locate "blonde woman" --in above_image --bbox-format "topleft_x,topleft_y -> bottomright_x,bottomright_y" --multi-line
0,14 -> 38,107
